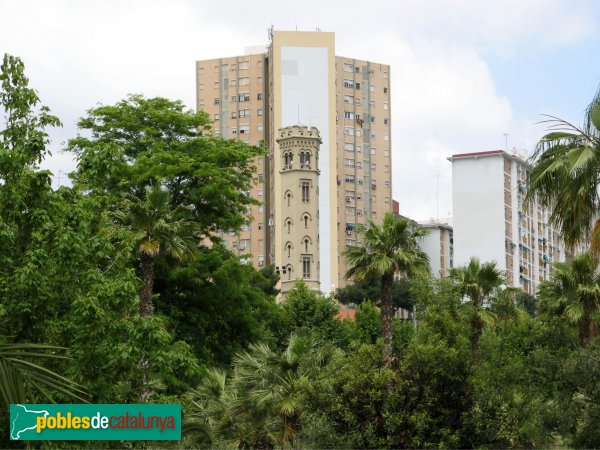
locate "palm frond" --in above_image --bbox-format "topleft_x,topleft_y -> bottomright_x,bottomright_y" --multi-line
0,343 -> 88,406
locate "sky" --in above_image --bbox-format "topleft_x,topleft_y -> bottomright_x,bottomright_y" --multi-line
1,0 -> 599,221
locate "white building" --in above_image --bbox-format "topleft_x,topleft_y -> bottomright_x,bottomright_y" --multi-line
418,221 -> 454,278
449,150 -> 569,294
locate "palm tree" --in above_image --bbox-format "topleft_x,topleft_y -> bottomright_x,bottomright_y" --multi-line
449,257 -> 504,361
538,253 -> 600,346
0,343 -> 88,429
113,185 -> 199,316
527,89 -> 600,253
344,212 -> 429,367
185,334 -> 325,449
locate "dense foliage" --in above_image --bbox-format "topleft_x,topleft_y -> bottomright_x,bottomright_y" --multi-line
3,54 -> 600,449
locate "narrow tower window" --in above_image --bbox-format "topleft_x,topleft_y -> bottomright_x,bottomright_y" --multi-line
302,181 -> 310,202
303,257 -> 311,278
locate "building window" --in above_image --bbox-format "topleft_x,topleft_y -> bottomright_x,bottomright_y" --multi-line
302,181 -> 310,202
344,158 -> 355,168
344,142 -> 355,152
286,242 -> 292,258
300,152 -> 311,169
239,125 -> 250,134
258,188 -> 263,197
231,111 -> 238,119
370,116 -> 375,124
239,93 -> 250,102
286,219 -> 292,233
384,118 -> 389,125
303,256 -> 311,278
344,63 -> 354,72
284,152 -> 293,169
257,108 -> 263,116
214,98 -> 220,105
304,237 -> 310,252
384,102 -> 388,110
258,223 -> 263,230
344,111 -> 354,120
214,81 -> 220,89
344,95 -> 353,104
384,134 -> 389,141
214,113 -> 220,120
238,61 -> 249,70
231,95 -> 238,103
355,82 -> 361,90
257,93 -> 263,100
238,77 -> 249,86
344,79 -> 354,88
384,87 -> 388,94
302,213 -> 310,227
344,126 -> 354,136
239,109 -> 250,118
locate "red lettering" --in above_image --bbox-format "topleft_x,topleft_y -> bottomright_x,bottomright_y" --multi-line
109,416 -> 118,428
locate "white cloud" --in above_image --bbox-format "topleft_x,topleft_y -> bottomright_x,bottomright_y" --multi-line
0,0 -> 596,206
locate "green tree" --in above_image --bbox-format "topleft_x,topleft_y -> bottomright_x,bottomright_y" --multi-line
113,185 -> 199,316
67,94 -> 263,234
186,334 -> 329,449
354,300 -> 382,344
281,280 -> 343,346
538,253 -> 600,346
344,212 -> 429,366
449,257 -> 504,361
335,277 -> 415,313
156,245 -> 284,366
527,88 -> 600,252
297,343 -> 401,449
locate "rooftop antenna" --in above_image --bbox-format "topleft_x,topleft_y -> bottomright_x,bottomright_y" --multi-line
436,168 -> 440,221
504,133 -> 509,152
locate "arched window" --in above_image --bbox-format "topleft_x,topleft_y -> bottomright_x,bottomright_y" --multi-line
286,218 -> 292,234
285,190 -> 292,207
286,241 -> 292,258
300,151 -> 311,169
287,265 -> 293,281
301,213 -> 311,228
304,237 -> 310,252
283,152 -> 294,169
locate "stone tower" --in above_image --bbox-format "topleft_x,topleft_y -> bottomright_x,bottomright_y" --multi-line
276,125 -> 321,294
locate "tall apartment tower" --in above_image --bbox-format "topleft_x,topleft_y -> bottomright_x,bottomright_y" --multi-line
450,150 -> 569,294
418,221 -> 454,278
276,126 -> 321,294
196,30 -> 393,293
